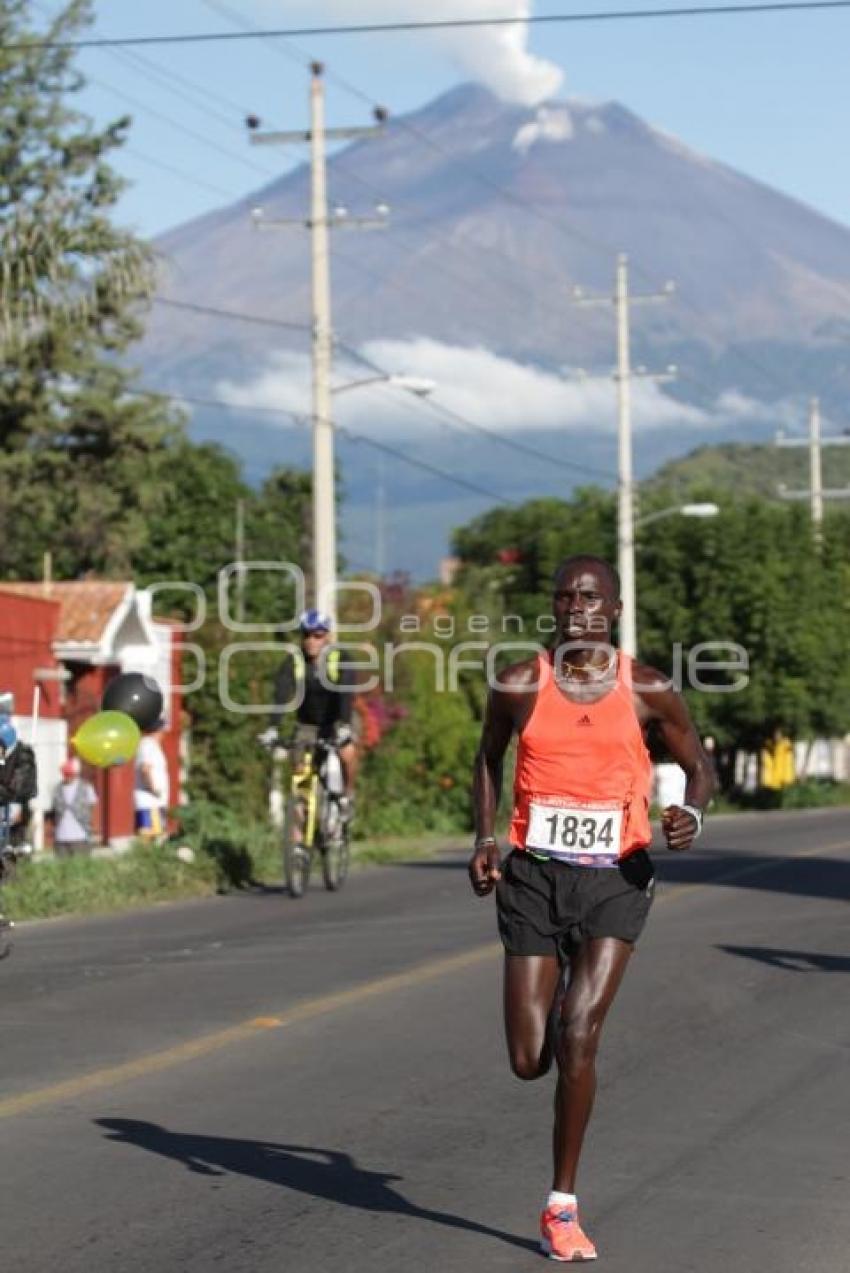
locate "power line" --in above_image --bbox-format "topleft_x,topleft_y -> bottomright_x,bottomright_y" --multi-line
125,146 -> 242,200
131,385 -> 511,505
148,292 -> 616,481
337,341 -> 615,481
13,3 -> 850,50
36,0 -> 256,132
83,71 -> 279,181
336,429 -> 516,506
151,296 -> 311,334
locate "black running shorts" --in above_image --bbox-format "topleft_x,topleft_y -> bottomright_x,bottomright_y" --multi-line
495,848 -> 655,959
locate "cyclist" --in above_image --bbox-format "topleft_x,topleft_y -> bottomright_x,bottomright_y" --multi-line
263,610 -> 358,818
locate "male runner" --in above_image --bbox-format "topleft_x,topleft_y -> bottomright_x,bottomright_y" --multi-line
468,555 -> 715,1261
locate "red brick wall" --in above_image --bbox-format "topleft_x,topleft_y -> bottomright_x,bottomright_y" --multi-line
0,592 -> 62,718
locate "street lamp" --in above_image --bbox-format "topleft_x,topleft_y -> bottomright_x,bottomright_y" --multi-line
619,502 -> 719,656
331,374 -> 436,398
327,373 -> 436,608
634,502 -> 719,530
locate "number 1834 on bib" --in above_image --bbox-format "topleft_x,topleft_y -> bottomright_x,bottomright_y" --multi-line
525,798 -> 624,862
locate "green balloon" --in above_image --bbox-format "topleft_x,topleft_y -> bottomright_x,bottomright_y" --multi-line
73,711 -> 141,768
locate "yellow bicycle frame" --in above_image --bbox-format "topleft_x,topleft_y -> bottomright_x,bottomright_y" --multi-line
289,743 -> 320,848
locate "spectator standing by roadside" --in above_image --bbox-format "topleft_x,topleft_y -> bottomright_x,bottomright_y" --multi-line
133,720 -> 169,843
52,757 -> 98,857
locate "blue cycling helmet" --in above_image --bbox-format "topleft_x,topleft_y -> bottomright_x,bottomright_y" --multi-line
0,714 -> 17,751
299,609 -> 332,634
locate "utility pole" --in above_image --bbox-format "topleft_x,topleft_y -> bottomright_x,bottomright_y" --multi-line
776,398 -> 850,541
809,396 -> 823,532
246,64 -> 387,626
574,254 -> 675,657
375,452 -> 387,579
235,498 -> 246,623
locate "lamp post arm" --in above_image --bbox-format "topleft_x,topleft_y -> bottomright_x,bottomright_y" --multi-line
634,506 -> 681,530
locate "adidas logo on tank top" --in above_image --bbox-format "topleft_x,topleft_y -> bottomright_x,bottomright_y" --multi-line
577,715 -> 592,726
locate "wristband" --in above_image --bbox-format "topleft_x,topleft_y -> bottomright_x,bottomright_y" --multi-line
474,835 -> 497,851
680,804 -> 704,838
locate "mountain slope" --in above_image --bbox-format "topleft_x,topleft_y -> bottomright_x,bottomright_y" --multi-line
132,83 -> 850,576
646,439 -> 850,501
145,83 -> 850,378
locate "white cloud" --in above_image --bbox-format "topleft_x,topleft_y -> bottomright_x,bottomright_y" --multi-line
253,0 -> 564,106
712,389 -> 807,430
513,106 -> 574,154
216,338 -> 713,438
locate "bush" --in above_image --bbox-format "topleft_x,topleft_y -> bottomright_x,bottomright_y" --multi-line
731,779 -> 850,811
175,800 -> 279,888
2,840 -> 219,921
2,803 -> 279,921
354,651 -> 479,838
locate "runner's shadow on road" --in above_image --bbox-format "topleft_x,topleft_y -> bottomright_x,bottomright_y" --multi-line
717,944 -> 850,972
403,848 -> 850,903
653,847 -> 849,902
93,1120 -> 537,1253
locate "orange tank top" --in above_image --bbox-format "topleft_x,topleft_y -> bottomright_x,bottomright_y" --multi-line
509,652 -> 652,864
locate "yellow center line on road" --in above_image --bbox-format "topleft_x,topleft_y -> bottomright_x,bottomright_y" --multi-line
1,836 -> 847,1121
0,943 -> 500,1121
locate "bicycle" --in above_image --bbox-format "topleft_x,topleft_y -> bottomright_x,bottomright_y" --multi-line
262,725 -> 351,899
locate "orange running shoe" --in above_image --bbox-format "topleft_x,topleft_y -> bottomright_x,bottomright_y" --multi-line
539,1204 -> 597,1262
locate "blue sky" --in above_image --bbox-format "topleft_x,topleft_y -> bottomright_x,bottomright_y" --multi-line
37,0 -> 850,240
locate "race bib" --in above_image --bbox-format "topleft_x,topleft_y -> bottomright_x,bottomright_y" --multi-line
525,797 -> 624,865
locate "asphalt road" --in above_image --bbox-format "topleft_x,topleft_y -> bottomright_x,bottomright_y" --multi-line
2,809 -> 848,1272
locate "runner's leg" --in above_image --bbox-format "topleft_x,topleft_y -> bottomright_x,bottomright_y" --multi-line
504,953 -> 563,1080
552,936 -> 633,1191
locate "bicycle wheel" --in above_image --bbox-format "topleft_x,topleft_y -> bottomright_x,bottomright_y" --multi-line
321,798 -> 350,892
283,796 -> 311,899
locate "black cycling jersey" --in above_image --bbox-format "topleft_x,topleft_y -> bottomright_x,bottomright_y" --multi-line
272,651 -> 354,738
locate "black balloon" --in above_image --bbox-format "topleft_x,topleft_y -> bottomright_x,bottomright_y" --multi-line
101,673 -> 164,731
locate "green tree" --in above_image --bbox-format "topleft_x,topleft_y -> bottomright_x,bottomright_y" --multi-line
0,0 -> 181,578
357,649 -> 479,836
453,487 -> 850,787
452,488 -> 616,626
133,440 -> 251,597
145,461 -> 313,818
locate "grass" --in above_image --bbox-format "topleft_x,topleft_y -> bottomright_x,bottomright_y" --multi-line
6,780 -> 847,924
710,779 -> 850,815
1,810 -> 462,923
2,842 -> 220,922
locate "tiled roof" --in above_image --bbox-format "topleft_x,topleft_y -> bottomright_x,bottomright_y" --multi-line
0,581 -> 131,644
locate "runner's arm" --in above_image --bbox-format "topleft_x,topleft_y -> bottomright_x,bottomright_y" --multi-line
640,675 -> 717,851
469,670 -> 528,895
